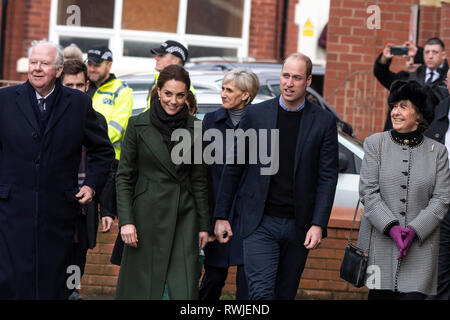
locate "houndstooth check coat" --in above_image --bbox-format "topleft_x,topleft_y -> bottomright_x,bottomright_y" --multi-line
357,131 -> 450,295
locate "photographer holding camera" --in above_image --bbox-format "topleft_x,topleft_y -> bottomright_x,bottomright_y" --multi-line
374,37 -> 449,130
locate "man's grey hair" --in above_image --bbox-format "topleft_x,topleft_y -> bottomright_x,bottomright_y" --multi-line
28,39 -> 64,68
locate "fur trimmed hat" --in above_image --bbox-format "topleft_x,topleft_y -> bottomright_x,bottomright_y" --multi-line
388,80 -> 437,125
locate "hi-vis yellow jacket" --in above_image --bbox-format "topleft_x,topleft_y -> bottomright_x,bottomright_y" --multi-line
92,77 -> 133,160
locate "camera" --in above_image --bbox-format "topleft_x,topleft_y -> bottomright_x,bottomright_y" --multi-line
390,46 -> 408,55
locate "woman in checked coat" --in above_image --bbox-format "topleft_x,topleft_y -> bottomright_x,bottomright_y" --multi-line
357,80 -> 450,299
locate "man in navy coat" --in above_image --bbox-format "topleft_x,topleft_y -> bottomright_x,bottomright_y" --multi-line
0,40 -> 114,299
425,68 -> 450,300
214,53 -> 339,300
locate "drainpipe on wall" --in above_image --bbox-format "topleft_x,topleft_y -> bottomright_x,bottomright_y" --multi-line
0,0 -> 8,80
280,0 -> 288,61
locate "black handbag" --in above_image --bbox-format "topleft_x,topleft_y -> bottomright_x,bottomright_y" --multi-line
339,199 -> 372,288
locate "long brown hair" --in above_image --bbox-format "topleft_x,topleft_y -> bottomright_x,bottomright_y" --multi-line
186,91 -> 197,115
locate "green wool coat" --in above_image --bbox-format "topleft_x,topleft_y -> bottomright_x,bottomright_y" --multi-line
114,110 -> 210,300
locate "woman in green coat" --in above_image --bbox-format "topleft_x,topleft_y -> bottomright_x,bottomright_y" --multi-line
115,65 -> 210,299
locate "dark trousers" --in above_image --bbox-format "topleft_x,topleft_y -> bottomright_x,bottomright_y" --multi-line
71,244 -> 88,277
110,231 -> 124,265
199,265 -> 248,300
369,290 -> 426,300
99,163 -> 117,218
435,210 -> 450,299
69,243 -> 88,294
243,215 -> 308,300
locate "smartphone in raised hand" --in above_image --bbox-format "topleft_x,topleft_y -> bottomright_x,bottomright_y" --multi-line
390,46 -> 408,55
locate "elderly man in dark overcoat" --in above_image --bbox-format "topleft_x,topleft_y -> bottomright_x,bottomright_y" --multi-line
0,40 -> 114,299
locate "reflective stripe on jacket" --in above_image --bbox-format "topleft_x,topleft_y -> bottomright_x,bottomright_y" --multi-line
92,78 -> 133,160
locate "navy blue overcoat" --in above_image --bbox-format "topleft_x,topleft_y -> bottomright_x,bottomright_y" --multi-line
203,107 -> 245,268
0,80 -> 114,299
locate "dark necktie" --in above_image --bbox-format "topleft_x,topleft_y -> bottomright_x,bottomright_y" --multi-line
426,72 -> 435,84
38,98 -> 46,112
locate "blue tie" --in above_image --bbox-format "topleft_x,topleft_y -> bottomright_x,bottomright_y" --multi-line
38,98 -> 46,112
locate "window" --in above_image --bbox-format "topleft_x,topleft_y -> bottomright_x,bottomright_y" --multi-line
338,144 -> 358,174
121,0 -> 179,32
188,46 -> 237,59
50,0 -> 251,71
57,0 -> 115,28
123,41 -> 160,58
59,37 -> 109,52
186,0 -> 244,37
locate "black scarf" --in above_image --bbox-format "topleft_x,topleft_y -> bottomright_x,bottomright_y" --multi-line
150,98 -> 189,151
390,129 -> 423,147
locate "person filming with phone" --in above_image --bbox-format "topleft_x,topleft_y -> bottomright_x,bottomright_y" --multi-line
374,38 -> 449,130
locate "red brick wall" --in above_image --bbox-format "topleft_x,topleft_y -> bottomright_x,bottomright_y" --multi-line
80,206 -> 368,300
2,0 -> 50,81
418,5 -> 440,46
284,0 -> 299,57
248,0 -> 284,60
24,0 -> 51,44
2,0 -> 27,81
441,2 -> 450,59
81,228 -> 120,297
323,0 -> 421,138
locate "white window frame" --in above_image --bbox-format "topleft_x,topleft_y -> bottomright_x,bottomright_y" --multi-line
48,0 -> 251,75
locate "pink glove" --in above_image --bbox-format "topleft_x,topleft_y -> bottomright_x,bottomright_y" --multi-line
389,225 -> 405,260
399,227 -> 416,259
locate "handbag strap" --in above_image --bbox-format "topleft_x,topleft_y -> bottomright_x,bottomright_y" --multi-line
346,200 -> 373,254
346,132 -> 384,253
347,199 -> 361,244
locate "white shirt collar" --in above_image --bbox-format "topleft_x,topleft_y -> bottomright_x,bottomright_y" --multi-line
35,86 -> 55,100
426,67 -> 436,75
